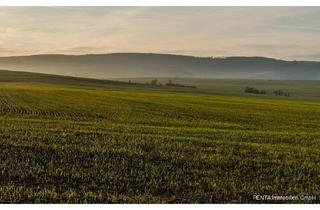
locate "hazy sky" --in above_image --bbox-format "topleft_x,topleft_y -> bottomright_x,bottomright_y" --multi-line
1,7 -> 320,60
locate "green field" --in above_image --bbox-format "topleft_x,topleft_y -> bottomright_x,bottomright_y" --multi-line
1,72 -> 320,203
116,77 -> 320,101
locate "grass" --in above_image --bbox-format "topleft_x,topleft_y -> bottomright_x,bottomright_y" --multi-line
116,77 -> 320,101
0,80 -> 320,203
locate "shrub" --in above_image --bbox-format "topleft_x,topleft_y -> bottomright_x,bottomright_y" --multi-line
244,86 -> 266,94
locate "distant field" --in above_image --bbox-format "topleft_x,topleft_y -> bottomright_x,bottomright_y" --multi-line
2,70 -> 320,100
116,78 -> 320,100
0,80 -> 320,203
0,70 -> 202,93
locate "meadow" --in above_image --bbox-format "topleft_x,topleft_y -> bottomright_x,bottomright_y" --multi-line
117,77 -> 320,100
0,78 -> 320,203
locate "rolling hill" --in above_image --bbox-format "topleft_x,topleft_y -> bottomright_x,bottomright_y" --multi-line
0,53 -> 319,80
0,69 -> 202,93
0,69 -> 140,89
1,66 -> 320,203
1,80 -> 320,203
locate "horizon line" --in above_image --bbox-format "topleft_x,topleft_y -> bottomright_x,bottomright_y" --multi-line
0,52 -> 318,62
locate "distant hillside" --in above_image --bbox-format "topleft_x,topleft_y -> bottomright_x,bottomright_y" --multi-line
0,69 -> 133,88
0,69 -> 198,92
0,53 -> 319,80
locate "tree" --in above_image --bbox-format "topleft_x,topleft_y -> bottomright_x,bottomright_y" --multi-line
245,86 -> 266,94
151,79 -> 158,85
273,89 -> 290,97
260,90 -> 266,94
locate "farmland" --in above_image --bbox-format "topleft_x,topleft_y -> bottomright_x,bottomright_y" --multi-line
0,72 -> 320,203
116,77 -> 320,101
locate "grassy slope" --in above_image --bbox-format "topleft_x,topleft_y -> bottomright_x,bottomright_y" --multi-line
0,69 -> 145,89
0,70 -> 202,93
0,82 -> 320,203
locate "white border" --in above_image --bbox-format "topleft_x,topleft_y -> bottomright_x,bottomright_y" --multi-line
0,0 -> 319,6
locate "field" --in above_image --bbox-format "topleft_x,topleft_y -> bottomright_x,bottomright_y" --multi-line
116,77 -> 320,100
0,72 -> 320,203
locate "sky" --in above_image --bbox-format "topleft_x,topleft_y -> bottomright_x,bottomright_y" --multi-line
1,7 -> 320,60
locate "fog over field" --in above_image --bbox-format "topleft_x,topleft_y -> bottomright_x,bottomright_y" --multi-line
0,53 -> 320,80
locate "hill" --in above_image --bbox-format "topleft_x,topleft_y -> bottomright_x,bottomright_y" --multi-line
0,53 -> 319,80
1,68 -> 320,203
0,69 -> 202,93
0,69 -> 145,89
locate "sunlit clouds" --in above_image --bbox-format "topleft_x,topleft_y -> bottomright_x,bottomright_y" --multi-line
0,7 -> 320,60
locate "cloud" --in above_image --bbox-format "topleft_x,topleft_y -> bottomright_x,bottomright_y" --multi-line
287,53 -> 320,61
59,46 -> 113,54
0,7 -> 320,60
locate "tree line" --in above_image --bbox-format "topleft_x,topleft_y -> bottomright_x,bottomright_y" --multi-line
245,86 -> 290,97
149,79 -> 197,89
